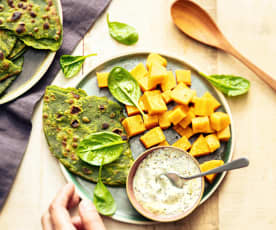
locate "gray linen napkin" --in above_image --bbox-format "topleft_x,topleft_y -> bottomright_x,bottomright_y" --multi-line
0,0 -> 111,211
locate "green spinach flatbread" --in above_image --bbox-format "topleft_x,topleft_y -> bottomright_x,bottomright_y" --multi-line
0,30 -> 17,56
8,39 -> 26,60
0,55 -> 24,96
43,86 -> 134,186
0,57 -> 22,81
0,0 -> 62,51
0,29 -> 23,82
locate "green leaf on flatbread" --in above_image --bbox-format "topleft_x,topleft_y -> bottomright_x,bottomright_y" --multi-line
43,86 -> 133,186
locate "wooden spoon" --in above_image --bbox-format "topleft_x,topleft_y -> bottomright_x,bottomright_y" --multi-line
171,0 -> 276,91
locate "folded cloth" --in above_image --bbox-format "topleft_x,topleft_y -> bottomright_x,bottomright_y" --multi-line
0,0 -> 111,211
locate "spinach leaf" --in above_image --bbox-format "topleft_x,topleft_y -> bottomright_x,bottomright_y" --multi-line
93,163 -> 116,216
76,131 -> 126,166
60,53 -> 97,78
107,14 -> 138,45
199,72 -> 250,96
108,66 -> 144,116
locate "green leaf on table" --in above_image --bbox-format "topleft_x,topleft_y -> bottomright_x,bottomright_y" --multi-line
76,131 -> 126,166
93,163 -> 116,216
60,53 -> 97,78
199,72 -> 250,96
107,14 -> 138,45
108,66 -> 144,116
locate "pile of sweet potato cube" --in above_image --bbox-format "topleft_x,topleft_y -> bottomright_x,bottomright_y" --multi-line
97,53 -> 231,183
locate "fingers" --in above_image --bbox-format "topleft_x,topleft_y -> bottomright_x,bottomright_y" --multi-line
48,183 -> 76,229
79,199 -> 106,230
72,216 -> 83,230
41,212 -> 54,230
68,188 -> 80,209
52,183 -> 75,208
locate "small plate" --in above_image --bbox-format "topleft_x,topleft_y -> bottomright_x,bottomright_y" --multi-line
59,51 -> 234,224
0,0 -> 63,104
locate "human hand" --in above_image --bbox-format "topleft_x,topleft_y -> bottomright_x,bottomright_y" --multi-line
42,183 -> 106,230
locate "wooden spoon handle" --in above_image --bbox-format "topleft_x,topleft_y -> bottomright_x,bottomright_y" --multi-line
224,44 -> 276,91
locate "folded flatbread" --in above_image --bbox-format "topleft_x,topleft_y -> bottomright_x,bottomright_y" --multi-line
0,56 -> 23,96
8,39 -> 26,60
43,86 -> 134,186
0,0 -> 62,51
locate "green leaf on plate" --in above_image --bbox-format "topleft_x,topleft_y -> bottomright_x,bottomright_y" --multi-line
107,14 -> 138,45
76,131 -> 126,166
60,53 -> 97,78
199,72 -> 250,96
108,66 -> 144,116
93,163 -> 116,216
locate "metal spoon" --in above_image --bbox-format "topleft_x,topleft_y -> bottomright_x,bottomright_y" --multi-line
163,157 -> 249,188
171,0 -> 276,91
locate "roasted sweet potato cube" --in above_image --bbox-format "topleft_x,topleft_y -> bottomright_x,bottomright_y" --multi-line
217,125 -> 231,141
179,110 -> 195,129
189,134 -> 211,157
205,134 -> 220,152
96,72 -> 109,88
161,90 -> 172,104
173,125 -> 193,139
174,82 -> 188,90
174,104 -> 190,114
144,114 -> 159,129
168,107 -> 187,125
140,127 -> 166,148
130,63 -> 148,81
122,115 -> 146,137
159,111 -> 171,129
192,117 -> 211,133
202,92 -> 221,111
149,89 -> 162,95
182,126 -> 193,139
172,136 -> 191,151
161,71 -> 177,92
144,91 -> 167,115
148,63 -> 168,88
137,75 -> 156,92
171,86 -> 195,105
125,105 -> 140,116
173,125 -> 185,136
210,112 -> 230,131
172,125 -> 193,138
200,160 -> 224,183
146,53 -> 167,69
193,97 -> 214,116
158,140 -> 170,146
139,95 -> 148,112
175,69 -> 191,86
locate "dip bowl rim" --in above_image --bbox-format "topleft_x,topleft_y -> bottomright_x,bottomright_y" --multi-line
126,146 -> 205,223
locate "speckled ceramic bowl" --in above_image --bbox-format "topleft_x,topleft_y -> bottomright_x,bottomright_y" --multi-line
126,146 -> 205,222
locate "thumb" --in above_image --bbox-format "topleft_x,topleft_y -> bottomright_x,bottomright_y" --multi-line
79,199 -> 106,230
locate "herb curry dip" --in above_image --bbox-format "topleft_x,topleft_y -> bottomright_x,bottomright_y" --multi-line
133,148 -> 202,217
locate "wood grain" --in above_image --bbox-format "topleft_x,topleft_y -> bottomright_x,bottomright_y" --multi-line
1,0 -> 276,229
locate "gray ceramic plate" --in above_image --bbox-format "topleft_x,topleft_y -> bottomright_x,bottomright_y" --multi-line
59,52 -> 235,224
0,0 -> 62,104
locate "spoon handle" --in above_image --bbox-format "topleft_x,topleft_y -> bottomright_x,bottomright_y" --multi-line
223,44 -> 276,92
189,157 -> 249,179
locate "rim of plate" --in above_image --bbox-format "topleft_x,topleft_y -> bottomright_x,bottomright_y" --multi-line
0,0 -> 63,105
58,50 -> 235,225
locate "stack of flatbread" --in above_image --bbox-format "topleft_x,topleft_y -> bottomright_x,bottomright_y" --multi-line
0,0 -> 62,97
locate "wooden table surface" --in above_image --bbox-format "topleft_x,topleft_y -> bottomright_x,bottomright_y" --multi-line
1,0 -> 276,229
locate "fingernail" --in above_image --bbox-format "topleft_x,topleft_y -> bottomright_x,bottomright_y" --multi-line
80,199 -> 94,211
